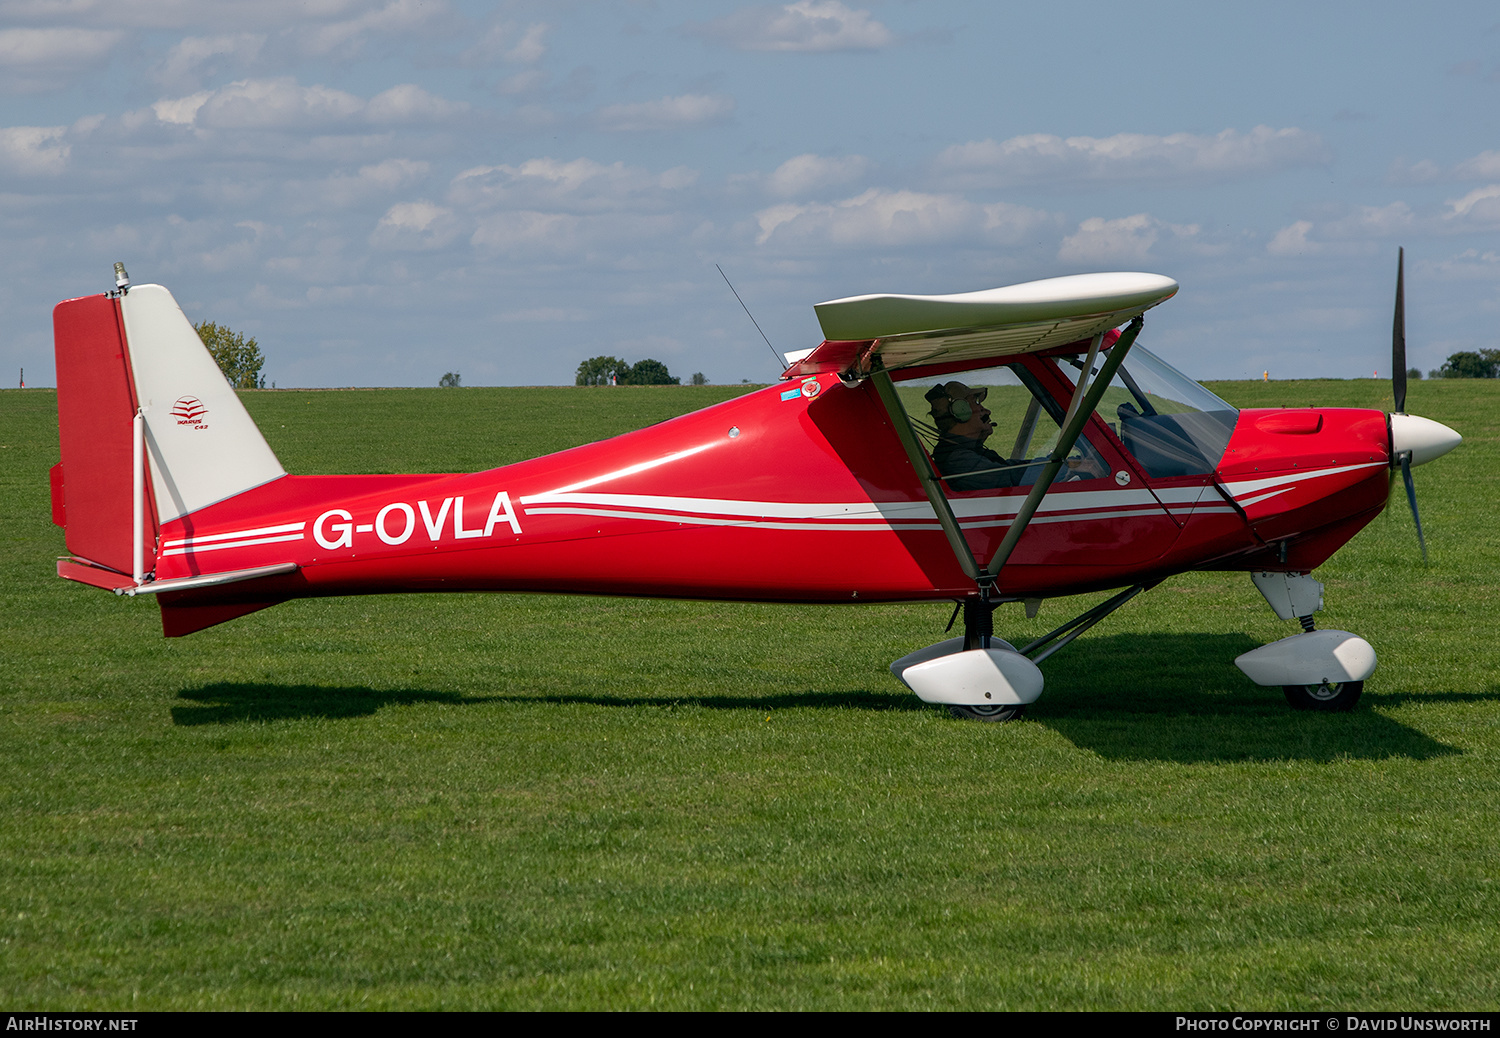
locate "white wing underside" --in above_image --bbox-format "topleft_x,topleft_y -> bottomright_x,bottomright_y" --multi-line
784,272 -> 1179,377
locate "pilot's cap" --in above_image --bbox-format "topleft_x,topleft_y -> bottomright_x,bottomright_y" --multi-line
925,381 -> 988,422
939,381 -> 987,406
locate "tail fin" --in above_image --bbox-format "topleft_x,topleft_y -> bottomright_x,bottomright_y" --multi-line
54,281 -> 285,582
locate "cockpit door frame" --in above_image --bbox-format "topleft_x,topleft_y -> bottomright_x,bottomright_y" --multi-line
867,317 -> 1147,591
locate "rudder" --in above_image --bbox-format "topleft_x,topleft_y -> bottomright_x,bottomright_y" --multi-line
53,293 -> 152,574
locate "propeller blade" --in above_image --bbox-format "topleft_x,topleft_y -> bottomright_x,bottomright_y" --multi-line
1400,452 -> 1427,564
1393,247 -> 1407,414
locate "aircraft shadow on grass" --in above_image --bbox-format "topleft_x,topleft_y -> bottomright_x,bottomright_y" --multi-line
171,683 -> 502,725
173,631 -> 1473,764
1028,633 -> 1462,764
171,682 -> 920,725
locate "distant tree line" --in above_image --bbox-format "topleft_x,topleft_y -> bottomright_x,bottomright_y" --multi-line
576,355 -> 684,386
196,322 -> 266,389
1428,349 -> 1500,379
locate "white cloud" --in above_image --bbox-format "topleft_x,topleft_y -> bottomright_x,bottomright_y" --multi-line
755,188 -> 1055,247
311,158 -> 428,208
450,157 -> 698,213
1266,185 -> 1500,254
370,200 -> 458,250
155,33 -> 264,89
153,90 -> 212,126
765,153 -> 868,197
470,210 -> 579,253
302,0 -> 444,57
365,83 -> 467,123
1454,152 -> 1500,180
1391,150 -> 1500,184
148,77 -> 464,131
1058,213 -> 1199,263
501,307 -> 587,322
1388,157 -> 1443,184
506,23 -> 547,63
462,203 -> 684,258
690,1 -> 894,52
0,27 -> 124,90
467,211 -> 684,256
458,20 -> 548,66
1446,185 -> 1500,226
0,1 -> 403,31
1265,204 -> 1415,255
1267,220 -> 1316,256
1327,202 -> 1415,237
934,126 -> 1329,189
1430,248 -> 1500,280
497,69 -> 546,96
0,124 -> 68,174
595,93 -> 734,132
0,26 -> 123,64
190,78 -> 364,129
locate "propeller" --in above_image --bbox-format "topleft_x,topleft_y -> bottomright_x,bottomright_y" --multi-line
1390,246 -> 1427,563
1393,247 -> 1406,414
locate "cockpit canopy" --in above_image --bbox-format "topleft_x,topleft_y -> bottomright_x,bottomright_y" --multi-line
1054,345 -> 1238,478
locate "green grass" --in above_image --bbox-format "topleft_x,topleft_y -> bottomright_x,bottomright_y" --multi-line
1,379 -> 1497,1010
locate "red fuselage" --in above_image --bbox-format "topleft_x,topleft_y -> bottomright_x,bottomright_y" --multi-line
150,354 -> 1392,634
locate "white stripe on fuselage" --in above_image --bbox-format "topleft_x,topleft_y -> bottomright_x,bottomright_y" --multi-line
1220,462 -> 1385,503
163,479 -> 1261,556
161,521 -> 306,549
517,486 -> 1188,533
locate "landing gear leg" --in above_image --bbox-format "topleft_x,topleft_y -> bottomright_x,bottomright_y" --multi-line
949,594 -> 1026,722
962,594 -> 994,651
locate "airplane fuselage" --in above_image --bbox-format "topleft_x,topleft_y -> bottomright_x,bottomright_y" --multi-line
144,356 -> 1393,635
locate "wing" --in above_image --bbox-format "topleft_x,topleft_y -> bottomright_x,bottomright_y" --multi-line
782,271 -> 1177,378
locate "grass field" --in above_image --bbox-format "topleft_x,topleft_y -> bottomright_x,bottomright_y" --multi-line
2,377 -> 1497,1010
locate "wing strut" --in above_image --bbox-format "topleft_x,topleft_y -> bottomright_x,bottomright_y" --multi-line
983,316 -> 1144,581
869,367 -> 980,580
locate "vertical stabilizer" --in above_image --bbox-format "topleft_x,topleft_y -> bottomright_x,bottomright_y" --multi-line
119,285 -> 285,522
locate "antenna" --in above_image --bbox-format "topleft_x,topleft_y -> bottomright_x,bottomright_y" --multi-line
716,264 -> 785,372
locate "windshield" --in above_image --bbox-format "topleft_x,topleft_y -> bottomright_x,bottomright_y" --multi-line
1054,345 -> 1239,478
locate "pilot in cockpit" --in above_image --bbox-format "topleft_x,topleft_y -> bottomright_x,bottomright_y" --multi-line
925,381 -> 1019,491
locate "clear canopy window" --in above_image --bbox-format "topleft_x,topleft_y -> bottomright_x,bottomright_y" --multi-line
1052,344 -> 1239,479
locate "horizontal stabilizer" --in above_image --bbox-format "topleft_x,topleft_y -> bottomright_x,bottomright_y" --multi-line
121,562 -> 298,597
787,272 -> 1177,378
58,557 -> 137,591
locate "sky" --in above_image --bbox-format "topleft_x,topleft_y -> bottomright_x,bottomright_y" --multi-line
3,0 -> 1499,388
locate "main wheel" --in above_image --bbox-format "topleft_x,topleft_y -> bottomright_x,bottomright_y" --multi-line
948,703 -> 1026,722
1283,680 -> 1363,712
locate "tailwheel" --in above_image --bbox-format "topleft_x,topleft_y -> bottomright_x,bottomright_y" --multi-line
1283,679 -> 1363,712
948,703 -> 1026,722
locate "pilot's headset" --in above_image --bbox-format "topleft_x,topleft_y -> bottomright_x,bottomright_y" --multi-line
925,383 -> 974,428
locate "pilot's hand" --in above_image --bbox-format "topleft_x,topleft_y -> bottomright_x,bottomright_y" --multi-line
1064,455 -> 1106,481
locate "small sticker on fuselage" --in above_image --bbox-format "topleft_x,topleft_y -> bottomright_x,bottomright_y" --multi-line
780,388 -> 801,401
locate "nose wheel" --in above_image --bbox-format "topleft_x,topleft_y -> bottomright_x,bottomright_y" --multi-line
1283,680 -> 1363,712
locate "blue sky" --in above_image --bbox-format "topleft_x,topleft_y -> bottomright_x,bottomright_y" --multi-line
2,1 -> 1498,387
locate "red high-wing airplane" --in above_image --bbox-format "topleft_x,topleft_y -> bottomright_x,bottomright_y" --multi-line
49,256 -> 1460,720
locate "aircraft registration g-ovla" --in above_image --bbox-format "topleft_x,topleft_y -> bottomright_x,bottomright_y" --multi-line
51,258 -> 1461,720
